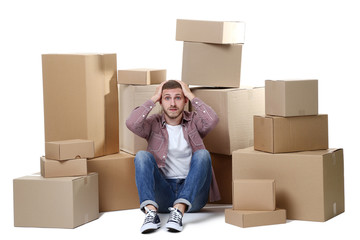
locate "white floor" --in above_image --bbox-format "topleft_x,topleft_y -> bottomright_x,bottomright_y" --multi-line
6,203 -> 356,240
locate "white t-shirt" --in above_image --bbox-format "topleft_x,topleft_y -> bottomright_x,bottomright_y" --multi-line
160,124 -> 192,179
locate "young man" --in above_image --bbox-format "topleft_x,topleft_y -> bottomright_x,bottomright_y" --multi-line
126,80 -> 220,233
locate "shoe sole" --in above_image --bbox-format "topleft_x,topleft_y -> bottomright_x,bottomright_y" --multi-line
140,223 -> 161,234
166,222 -> 183,232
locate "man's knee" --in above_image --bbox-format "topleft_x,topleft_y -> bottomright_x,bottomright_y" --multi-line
134,151 -> 155,169
192,149 -> 211,168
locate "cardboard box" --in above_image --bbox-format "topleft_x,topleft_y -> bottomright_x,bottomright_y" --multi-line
13,173 -> 99,228
232,147 -> 344,221
265,79 -> 318,117
254,114 -> 328,153
211,153 -> 232,204
119,84 -> 163,154
225,208 -> 286,228
176,19 -> 245,44
182,42 -> 243,87
42,54 -> 119,157
233,179 -> 275,211
118,68 -> 166,85
87,151 -> 139,212
191,87 -> 265,155
45,139 -> 94,160
40,156 -> 87,178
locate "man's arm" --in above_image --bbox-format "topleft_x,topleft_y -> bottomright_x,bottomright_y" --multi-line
125,81 -> 166,139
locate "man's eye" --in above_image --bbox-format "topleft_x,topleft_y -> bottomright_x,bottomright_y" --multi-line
175,97 -> 181,100
165,97 -> 170,100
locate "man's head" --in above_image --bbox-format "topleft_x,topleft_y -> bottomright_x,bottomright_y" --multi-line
160,80 -> 187,122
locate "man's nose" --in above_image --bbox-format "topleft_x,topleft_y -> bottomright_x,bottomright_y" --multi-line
170,98 -> 176,106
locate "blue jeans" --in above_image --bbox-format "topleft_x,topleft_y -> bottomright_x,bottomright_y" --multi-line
134,149 -> 212,213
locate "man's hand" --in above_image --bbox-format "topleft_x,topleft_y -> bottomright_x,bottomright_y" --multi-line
177,80 -> 195,101
150,81 -> 166,103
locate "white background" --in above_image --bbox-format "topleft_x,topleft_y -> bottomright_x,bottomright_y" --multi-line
1,0 -> 359,239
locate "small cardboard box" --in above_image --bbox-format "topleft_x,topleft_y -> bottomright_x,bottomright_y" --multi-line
265,79 -> 318,117
119,84 -> 163,154
13,173 -> 99,228
225,208 -> 286,228
254,114 -> 328,153
42,54 -> 119,157
176,19 -> 245,44
232,147 -> 344,221
233,179 -> 276,211
182,42 -> 243,87
45,139 -> 94,160
87,151 -> 139,212
40,156 -> 87,178
118,68 -> 166,85
191,87 -> 264,155
210,153 -> 232,204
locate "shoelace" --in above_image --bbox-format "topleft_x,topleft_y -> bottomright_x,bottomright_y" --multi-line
144,207 -> 157,224
168,207 -> 182,223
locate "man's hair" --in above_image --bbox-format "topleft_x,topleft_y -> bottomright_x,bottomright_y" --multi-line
162,80 -> 182,91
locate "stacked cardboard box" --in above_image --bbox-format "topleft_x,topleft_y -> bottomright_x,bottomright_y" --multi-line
232,79 -> 344,222
225,179 -> 286,228
14,139 -> 99,228
178,19 -> 262,204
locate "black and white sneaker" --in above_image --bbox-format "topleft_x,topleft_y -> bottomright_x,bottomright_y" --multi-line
165,207 -> 183,232
140,207 -> 161,234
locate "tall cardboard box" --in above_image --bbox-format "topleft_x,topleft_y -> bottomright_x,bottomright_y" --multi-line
211,153 -> 232,204
191,87 -> 265,155
225,208 -> 286,228
182,42 -> 243,87
13,173 -> 99,228
119,84 -> 163,154
118,68 -> 166,85
232,147 -> 345,221
42,54 -> 119,157
87,151 -> 139,212
254,114 -> 328,153
176,19 -> 245,44
265,79 -> 318,117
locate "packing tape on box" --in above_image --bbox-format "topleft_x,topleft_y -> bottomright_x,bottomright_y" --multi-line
333,202 -> 337,216
332,153 -> 336,165
247,90 -> 253,100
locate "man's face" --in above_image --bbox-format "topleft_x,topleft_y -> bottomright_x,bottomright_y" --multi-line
161,88 -> 187,120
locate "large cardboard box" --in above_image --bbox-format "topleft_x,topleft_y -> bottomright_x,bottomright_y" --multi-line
233,179 -> 275,211
265,79 -> 318,117
45,139 -> 94,160
13,173 -> 99,228
254,114 -> 328,153
176,19 -> 245,44
182,42 -> 243,87
42,54 -> 119,158
87,151 -> 139,212
225,208 -> 286,228
211,153 -> 232,204
118,68 -> 166,85
191,87 -> 265,155
119,84 -> 163,154
232,147 -> 345,221
40,156 -> 87,178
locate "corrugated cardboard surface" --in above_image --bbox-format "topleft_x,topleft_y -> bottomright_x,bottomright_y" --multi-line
42,54 -> 119,158
233,179 -> 275,211
210,153 -> 232,204
45,139 -> 94,160
192,87 -> 264,155
87,151 -> 139,212
225,208 -> 286,228
254,114 -> 328,153
13,173 -> 99,228
176,19 -> 245,44
40,157 -> 87,178
117,69 -> 166,85
182,42 -> 243,87
265,79 -> 318,117
232,147 -> 344,221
